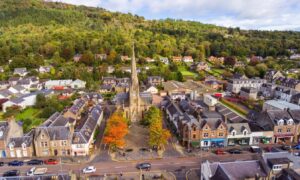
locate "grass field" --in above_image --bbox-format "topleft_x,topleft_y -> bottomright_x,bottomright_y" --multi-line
178,66 -> 197,77
16,108 -> 45,132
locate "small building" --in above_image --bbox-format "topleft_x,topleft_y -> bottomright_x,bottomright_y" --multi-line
38,66 -> 52,74
107,66 -> 115,74
73,54 -> 82,62
172,56 -> 182,63
227,78 -> 267,94
263,100 -> 300,111
190,61 -> 210,71
208,56 -> 224,65
147,76 -> 164,86
226,123 -> 252,146
7,132 -> 34,158
145,57 -> 155,63
159,57 -> 169,64
201,160 -> 269,180
182,56 -> 193,63
95,54 -> 107,60
240,87 -> 258,100
145,86 -> 158,95
13,68 -> 28,77
70,79 -> 86,89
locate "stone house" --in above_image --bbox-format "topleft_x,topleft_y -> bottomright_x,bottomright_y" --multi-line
240,87 -> 258,100
34,126 -> 72,157
226,123 -> 252,146
63,98 -> 87,120
147,76 -> 164,86
7,132 -> 34,158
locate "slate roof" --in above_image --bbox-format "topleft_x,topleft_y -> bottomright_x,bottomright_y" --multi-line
200,118 -> 224,130
72,105 -> 102,144
8,132 -> 33,148
277,168 -> 300,180
14,68 -> 27,74
288,109 -> 300,123
227,123 -> 251,135
0,89 -> 13,98
68,99 -> 86,114
35,126 -> 71,141
209,160 -> 268,180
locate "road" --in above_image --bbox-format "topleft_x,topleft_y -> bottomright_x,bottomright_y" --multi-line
0,153 -> 258,178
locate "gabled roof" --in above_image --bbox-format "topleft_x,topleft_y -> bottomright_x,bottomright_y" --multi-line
227,123 -> 251,135
8,132 -> 33,148
35,126 -> 71,141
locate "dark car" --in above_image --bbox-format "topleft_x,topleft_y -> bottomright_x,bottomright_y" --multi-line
281,145 -> 292,151
3,170 -> 20,177
8,160 -> 24,166
0,161 -> 4,166
228,148 -> 242,154
250,146 -> 262,153
27,159 -> 44,165
136,163 -> 151,170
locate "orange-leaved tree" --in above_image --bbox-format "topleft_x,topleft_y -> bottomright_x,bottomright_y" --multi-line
103,111 -> 128,150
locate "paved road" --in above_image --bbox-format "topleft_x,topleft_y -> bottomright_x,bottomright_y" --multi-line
0,153 -> 258,177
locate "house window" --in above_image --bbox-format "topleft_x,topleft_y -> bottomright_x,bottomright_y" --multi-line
278,129 -> 282,133
219,133 -> 224,137
193,134 -> 196,139
273,165 -> 282,171
232,131 -> 236,136
287,128 -> 291,133
243,131 -> 247,136
203,133 -> 209,137
62,141 -> 67,146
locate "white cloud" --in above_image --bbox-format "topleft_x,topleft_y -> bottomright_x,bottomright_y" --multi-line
56,0 -> 300,30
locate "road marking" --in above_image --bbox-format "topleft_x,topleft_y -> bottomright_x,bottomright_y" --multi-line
114,166 -> 127,169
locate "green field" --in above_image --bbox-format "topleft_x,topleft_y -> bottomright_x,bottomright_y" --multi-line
16,108 -> 45,132
178,66 -> 197,77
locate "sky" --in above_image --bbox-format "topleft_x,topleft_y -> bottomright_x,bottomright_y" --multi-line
56,0 -> 300,30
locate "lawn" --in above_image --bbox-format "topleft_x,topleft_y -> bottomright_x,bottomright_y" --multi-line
178,66 -> 197,77
15,108 -> 45,132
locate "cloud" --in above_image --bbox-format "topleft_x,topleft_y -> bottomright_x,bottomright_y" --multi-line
56,0 -> 300,30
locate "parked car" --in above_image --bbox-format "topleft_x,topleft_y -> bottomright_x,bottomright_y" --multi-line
82,166 -> 96,174
293,144 -> 300,150
3,170 -> 20,177
27,167 -> 48,176
27,159 -> 44,165
215,149 -> 226,155
8,160 -> 24,166
44,159 -> 58,165
250,146 -> 262,153
294,152 -> 300,156
281,145 -> 292,151
136,163 -> 151,170
228,148 -> 242,154
0,161 -> 4,166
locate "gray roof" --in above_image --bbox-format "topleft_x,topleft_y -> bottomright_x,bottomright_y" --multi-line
200,118 -> 224,130
72,105 -> 102,144
35,126 -> 71,141
0,89 -> 13,98
68,99 -> 86,114
227,123 -> 251,135
210,160 -> 268,180
8,132 -> 33,148
14,68 -> 27,74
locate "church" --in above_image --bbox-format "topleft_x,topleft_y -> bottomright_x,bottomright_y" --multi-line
113,46 -> 153,122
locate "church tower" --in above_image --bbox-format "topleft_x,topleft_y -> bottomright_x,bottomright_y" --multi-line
129,45 -> 140,122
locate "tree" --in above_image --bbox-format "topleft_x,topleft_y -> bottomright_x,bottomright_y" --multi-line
141,106 -> 161,126
149,118 -> 171,150
80,50 -> 95,66
103,112 -> 128,149
224,56 -> 236,67
245,66 -> 259,78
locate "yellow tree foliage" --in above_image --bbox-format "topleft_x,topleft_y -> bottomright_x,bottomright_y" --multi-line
103,112 -> 128,149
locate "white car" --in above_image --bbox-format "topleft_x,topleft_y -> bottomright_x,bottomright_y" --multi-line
82,166 -> 96,174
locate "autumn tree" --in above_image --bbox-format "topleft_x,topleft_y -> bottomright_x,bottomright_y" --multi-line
103,112 -> 128,150
144,106 -> 171,150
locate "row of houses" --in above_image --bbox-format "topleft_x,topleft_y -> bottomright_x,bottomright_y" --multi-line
0,94 -> 103,158
163,94 -> 300,149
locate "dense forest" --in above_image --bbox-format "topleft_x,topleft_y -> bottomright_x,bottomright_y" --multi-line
0,0 -> 300,87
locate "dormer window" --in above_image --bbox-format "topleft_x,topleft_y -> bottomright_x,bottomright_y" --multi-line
287,119 -> 294,125
243,130 -> 248,136
278,119 -> 284,126
22,143 -> 26,150
232,131 -> 236,136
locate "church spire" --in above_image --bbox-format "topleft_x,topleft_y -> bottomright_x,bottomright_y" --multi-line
129,44 -> 140,122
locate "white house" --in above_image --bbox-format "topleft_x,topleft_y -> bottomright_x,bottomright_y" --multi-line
182,56 -> 194,63
145,86 -> 158,94
38,66 -> 51,74
2,90 -> 53,112
159,57 -> 169,64
71,105 -> 103,156
44,80 -> 73,89
13,68 -> 28,77
70,79 -> 86,89
226,123 -> 252,146
8,85 -> 28,95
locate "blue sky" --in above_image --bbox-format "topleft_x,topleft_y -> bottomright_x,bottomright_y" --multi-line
57,0 -> 300,30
